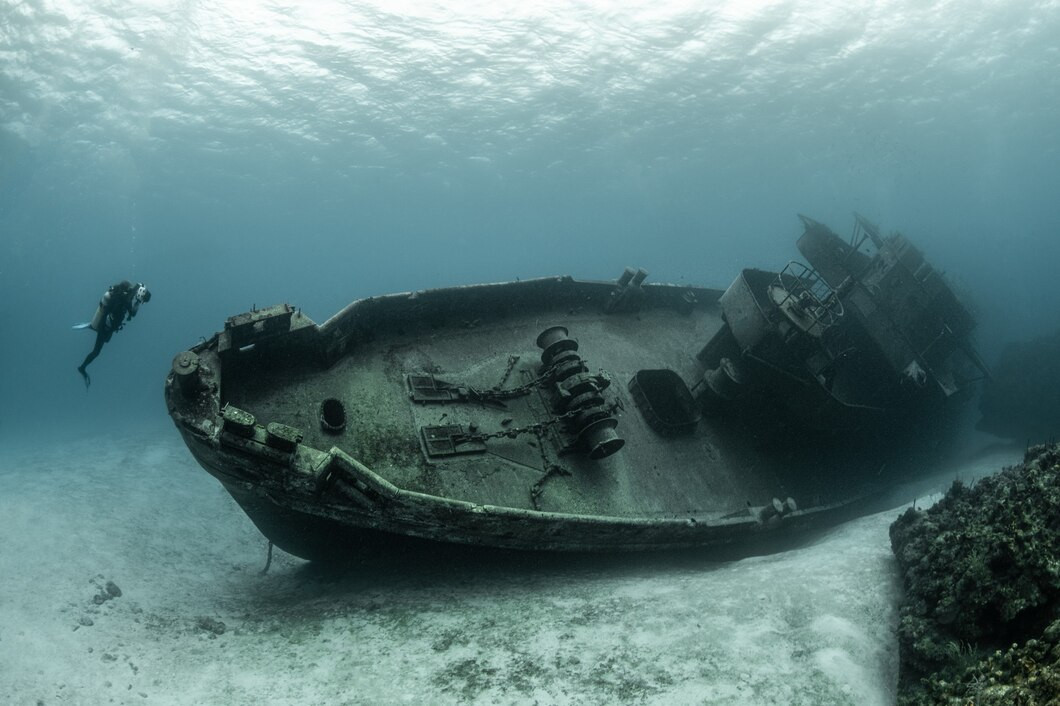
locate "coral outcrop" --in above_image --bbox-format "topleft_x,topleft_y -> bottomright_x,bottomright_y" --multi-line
890,444 -> 1060,705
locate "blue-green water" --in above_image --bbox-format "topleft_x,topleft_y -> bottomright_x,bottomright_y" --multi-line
0,4 -> 1054,703
2,1 -> 1058,439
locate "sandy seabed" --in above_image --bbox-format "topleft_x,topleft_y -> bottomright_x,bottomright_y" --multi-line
0,429 -> 1020,706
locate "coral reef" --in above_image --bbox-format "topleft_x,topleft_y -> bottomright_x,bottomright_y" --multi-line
890,444 -> 1060,705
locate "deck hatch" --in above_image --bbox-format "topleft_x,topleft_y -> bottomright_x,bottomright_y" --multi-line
407,374 -> 468,403
421,424 -> 488,458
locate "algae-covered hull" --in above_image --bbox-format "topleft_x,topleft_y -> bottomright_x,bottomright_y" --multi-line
165,216 -> 986,560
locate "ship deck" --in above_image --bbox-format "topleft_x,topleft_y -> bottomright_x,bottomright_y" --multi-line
219,281 -> 867,521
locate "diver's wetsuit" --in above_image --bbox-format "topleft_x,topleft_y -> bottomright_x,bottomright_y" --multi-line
77,281 -> 143,386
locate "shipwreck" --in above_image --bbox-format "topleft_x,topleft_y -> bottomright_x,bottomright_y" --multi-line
165,215 -> 988,560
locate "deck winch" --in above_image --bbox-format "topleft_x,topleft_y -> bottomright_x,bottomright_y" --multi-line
536,326 -> 625,460
409,325 -> 625,462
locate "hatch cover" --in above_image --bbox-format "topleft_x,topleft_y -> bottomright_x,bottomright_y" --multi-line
420,424 -> 488,458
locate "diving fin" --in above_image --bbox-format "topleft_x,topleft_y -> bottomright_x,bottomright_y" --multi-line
72,322 -> 92,330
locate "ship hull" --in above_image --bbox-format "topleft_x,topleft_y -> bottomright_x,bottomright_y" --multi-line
177,424 -> 880,560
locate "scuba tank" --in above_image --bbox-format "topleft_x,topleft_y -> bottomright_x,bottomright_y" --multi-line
89,303 -> 105,331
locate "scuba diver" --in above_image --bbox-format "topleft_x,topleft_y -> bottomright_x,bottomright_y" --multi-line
75,280 -> 151,388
